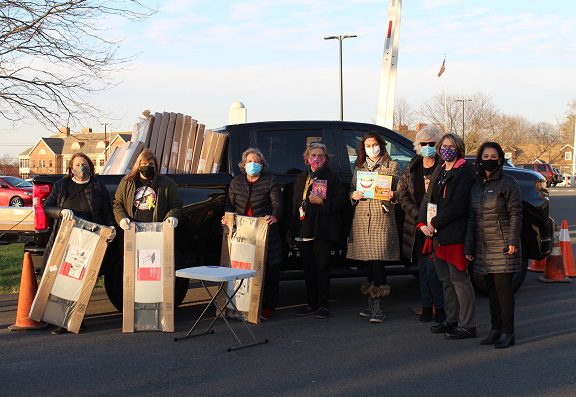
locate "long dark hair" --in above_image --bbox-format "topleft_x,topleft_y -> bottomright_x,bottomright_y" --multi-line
127,149 -> 159,181
67,152 -> 95,178
355,133 -> 389,167
475,141 -> 505,173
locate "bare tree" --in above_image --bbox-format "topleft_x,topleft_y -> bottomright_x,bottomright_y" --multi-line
520,122 -> 562,163
559,100 -> 576,143
393,97 -> 415,129
0,1 -> 154,129
0,153 -> 19,176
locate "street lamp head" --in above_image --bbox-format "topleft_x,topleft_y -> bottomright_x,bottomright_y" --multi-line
324,36 -> 338,40
342,35 -> 357,39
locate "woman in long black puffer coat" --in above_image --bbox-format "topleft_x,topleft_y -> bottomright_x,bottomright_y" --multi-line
223,147 -> 283,320
465,141 -> 522,349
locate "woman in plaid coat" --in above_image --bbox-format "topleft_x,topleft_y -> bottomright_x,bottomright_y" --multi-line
347,133 -> 400,323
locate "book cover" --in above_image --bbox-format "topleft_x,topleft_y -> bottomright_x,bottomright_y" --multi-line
356,171 -> 377,199
427,203 -> 437,225
373,174 -> 393,201
311,179 -> 327,199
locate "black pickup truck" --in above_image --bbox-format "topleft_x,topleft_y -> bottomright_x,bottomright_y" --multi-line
0,121 -> 553,310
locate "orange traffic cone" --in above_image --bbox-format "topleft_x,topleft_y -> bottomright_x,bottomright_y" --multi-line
8,252 -> 48,331
528,257 -> 547,272
538,238 -> 572,283
559,220 -> 576,277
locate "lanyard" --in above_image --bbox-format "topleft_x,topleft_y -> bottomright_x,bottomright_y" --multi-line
302,176 -> 314,202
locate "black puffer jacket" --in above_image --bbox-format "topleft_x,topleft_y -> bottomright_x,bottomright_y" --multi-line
226,173 -> 283,265
42,176 -> 114,270
397,155 -> 440,260
465,167 -> 523,274
418,159 -> 475,245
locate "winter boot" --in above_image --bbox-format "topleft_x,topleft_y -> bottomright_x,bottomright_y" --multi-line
369,285 -> 390,323
359,281 -> 373,317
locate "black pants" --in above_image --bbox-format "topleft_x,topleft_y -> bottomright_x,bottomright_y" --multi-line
364,261 -> 388,286
484,273 -> 515,334
299,239 -> 333,309
262,263 -> 279,310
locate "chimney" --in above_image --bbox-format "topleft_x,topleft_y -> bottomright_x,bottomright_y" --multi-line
59,126 -> 70,136
415,123 -> 427,132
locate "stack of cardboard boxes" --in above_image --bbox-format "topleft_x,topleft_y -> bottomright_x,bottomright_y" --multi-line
101,111 -> 227,175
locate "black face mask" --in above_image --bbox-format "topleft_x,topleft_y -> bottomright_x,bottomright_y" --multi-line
139,165 -> 156,179
481,159 -> 500,173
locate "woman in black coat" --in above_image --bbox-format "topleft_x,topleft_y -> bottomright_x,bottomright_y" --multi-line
223,148 -> 283,320
290,142 -> 346,319
42,152 -> 116,334
465,142 -> 522,349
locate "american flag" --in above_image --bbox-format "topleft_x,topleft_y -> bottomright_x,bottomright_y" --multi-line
437,58 -> 446,77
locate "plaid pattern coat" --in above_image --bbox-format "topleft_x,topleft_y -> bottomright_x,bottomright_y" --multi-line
346,156 -> 401,262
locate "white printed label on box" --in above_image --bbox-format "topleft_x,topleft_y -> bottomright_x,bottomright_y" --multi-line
137,249 -> 162,281
197,159 -> 206,172
59,245 -> 89,280
211,163 -> 220,173
171,142 -> 178,154
186,149 -> 192,161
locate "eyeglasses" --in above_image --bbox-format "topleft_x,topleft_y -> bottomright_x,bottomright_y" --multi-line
420,142 -> 436,147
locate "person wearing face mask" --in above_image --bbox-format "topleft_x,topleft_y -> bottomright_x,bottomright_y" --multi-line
222,148 -> 283,320
42,152 -> 116,334
397,125 -> 445,323
417,133 -> 477,340
347,133 -> 401,324
113,149 -> 182,230
465,142 -> 522,349
290,142 -> 346,319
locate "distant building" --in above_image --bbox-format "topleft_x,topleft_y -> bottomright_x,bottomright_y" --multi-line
19,127 -> 131,178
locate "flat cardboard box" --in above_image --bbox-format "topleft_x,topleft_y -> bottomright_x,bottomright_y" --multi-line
175,115 -> 192,173
189,123 -> 204,173
153,112 -> 170,160
196,129 -> 214,174
160,113 -> 177,174
210,133 -> 228,173
168,113 -> 184,174
123,221 -> 175,332
148,112 -> 163,151
202,131 -> 220,174
29,218 -> 112,333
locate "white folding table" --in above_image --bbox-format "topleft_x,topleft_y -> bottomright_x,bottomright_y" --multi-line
174,266 -> 268,351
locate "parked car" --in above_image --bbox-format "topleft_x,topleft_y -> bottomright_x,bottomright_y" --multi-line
0,176 -> 33,206
553,168 -> 563,186
518,163 -> 555,187
0,121 -> 553,307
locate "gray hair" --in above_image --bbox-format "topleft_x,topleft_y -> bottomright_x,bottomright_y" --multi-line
238,147 -> 267,173
413,124 -> 441,155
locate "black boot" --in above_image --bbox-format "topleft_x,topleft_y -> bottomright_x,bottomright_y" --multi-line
480,329 -> 501,345
419,307 -> 433,322
495,333 -> 515,349
434,307 -> 446,323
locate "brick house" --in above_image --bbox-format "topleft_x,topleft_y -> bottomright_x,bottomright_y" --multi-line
19,128 -> 130,178
504,143 -> 575,174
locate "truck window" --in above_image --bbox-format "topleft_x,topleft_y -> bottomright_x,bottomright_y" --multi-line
537,164 -> 547,172
340,130 -> 414,172
255,130 -> 333,174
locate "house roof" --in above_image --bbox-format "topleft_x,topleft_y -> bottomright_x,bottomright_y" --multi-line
18,147 -> 32,156
22,132 -> 131,157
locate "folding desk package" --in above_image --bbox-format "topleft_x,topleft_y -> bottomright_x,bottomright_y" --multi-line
123,221 -> 175,332
29,218 -> 113,333
220,212 -> 269,324
209,133 -> 228,173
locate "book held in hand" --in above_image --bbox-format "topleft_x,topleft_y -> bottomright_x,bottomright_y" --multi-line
311,179 -> 327,199
356,171 -> 392,200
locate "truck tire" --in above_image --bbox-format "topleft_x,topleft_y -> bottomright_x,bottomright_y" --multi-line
469,256 -> 529,295
104,259 -> 190,312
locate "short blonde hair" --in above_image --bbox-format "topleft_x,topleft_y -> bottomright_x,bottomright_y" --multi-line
303,142 -> 329,165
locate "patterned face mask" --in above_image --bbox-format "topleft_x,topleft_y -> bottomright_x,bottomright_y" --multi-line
440,147 -> 458,162
308,156 -> 326,169
72,164 -> 89,180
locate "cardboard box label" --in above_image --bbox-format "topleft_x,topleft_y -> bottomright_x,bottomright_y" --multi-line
59,245 -> 89,280
137,249 -> 162,281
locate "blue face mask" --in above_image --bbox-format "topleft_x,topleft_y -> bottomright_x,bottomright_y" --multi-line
421,145 -> 436,158
245,162 -> 262,176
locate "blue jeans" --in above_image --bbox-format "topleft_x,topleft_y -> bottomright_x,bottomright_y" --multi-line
418,254 -> 444,309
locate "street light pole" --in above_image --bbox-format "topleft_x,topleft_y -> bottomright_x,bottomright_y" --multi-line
102,123 -> 109,161
455,99 -> 472,143
324,34 -> 357,121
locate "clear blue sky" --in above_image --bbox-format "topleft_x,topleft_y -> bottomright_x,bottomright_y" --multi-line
2,0 -> 575,157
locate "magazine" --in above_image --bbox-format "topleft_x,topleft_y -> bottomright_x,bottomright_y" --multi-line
311,179 -> 327,199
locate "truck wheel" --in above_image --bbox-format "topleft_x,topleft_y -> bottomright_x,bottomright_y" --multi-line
469,256 -> 528,295
104,260 -> 190,312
